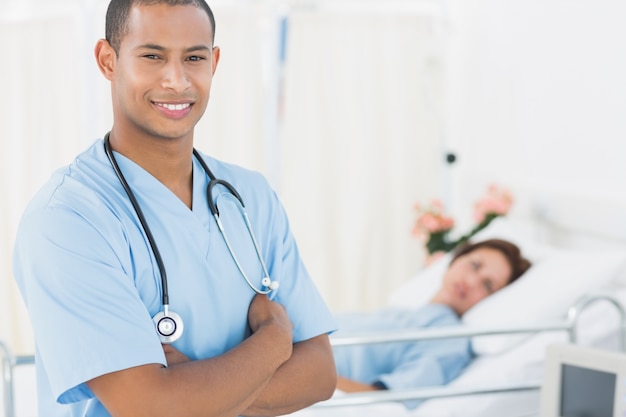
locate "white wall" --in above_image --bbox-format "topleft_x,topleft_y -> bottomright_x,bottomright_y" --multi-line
443,0 -> 626,230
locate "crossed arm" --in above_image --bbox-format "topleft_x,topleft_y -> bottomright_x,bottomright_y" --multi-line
87,295 -> 337,417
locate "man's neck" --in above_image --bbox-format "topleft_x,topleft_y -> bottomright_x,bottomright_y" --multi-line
107,129 -> 195,209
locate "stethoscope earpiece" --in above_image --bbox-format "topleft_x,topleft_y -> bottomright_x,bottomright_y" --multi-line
261,277 -> 279,291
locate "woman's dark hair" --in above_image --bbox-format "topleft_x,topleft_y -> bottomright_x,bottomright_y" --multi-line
450,239 -> 531,285
105,0 -> 216,55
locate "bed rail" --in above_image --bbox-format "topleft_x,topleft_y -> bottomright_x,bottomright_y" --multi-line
316,293 -> 626,408
1,340 -> 34,417
315,380 -> 543,407
1,294 -> 624,415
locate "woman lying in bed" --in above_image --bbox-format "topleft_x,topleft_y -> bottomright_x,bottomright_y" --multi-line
332,239 -> 531,409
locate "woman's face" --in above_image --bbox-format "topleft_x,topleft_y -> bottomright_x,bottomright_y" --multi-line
437,247 -> 512,315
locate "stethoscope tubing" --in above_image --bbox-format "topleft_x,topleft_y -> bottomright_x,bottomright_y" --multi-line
104,134 -> 171,306
213,210 -> 272,295
193,146 -> 274,294
103,134 -> 276,309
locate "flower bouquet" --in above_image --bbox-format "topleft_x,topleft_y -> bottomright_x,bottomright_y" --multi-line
412,184 -> 513,263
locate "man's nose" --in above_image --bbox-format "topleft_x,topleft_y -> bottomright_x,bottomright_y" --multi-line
162,61 -> 191,93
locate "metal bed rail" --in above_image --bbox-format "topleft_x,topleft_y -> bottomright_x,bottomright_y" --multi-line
316,293 -> 626,408
1,294 -> 625,415
1,340 -> 34,417
315,380 -> 543,408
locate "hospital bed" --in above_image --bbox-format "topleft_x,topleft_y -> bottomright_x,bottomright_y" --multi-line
308,292 -> 626,417
288,202 -> 626,417
6,295 -> 622,417
3,192 -> 626,417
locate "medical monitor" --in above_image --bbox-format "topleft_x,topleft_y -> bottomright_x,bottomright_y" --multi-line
540,343 -> 626,417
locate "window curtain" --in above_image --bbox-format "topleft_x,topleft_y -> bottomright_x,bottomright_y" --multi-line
1,14 -> 89,354
279,8 -> 445,312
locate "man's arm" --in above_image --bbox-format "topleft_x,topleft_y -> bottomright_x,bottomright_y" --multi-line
336,376 -> 384,393
162,325 -> 337,415
87,295 -> 293,417
241,333 -> 337,416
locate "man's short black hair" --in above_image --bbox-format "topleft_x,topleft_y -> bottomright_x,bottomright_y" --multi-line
105,0 -> 216,55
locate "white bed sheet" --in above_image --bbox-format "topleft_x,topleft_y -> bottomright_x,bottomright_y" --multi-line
289,289 -> 626,417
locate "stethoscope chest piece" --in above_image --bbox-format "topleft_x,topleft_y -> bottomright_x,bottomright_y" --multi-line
153,310 -> 184,344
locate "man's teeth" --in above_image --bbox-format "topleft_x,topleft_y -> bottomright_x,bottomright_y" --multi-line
158,103 -> 190,111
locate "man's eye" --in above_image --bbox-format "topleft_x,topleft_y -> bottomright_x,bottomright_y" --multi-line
471,261 -> 480,270
143,54 -> 160,60
187,56 -> 205,62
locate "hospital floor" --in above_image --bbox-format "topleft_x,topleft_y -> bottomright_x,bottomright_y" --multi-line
1,363 -> 37,417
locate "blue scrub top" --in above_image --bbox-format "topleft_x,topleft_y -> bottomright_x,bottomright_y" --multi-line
13,140 -> 337,416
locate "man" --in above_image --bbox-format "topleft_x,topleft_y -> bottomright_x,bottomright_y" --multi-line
13,1 -> 337,416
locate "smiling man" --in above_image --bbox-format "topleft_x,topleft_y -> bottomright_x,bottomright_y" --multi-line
12,1 -> 337,416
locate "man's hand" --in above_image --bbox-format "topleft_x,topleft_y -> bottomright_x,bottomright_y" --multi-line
162,344 -> 190,366
336,376 -> 383,392
247,294 -> 293,359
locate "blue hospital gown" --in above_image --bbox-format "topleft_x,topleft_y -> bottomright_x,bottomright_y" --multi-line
333,303 -> 473,409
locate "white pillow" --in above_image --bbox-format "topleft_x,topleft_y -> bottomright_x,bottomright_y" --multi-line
464,248 -> 626,354
387,253 -> 452,309
387,217 -> 626,355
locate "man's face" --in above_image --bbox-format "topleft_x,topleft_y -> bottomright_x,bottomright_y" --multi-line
109,4 -> 219,142
438,247 -> 512,315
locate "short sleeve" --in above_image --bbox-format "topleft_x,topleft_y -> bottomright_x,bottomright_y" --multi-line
14,200 -> 166,403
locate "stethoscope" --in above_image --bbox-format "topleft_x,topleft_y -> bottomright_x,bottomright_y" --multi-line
103,133 -> 279,344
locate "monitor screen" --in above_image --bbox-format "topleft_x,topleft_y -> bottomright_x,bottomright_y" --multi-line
560,364 -> 616,417
541,344 -> 626,417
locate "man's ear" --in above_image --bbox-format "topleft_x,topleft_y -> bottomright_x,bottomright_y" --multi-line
211,46 -> 220,76
94,39 -> 116,81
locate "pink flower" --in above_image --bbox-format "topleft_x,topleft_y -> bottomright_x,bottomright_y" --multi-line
473,184 -> 513,223
412,200 -> 455,239
412,183 -> 514,257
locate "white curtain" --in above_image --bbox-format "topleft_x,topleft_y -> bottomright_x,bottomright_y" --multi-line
1,13 -> 91,354
0,1 -> 446,353
196,3 -> 283,175
280,7 -> 445,312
